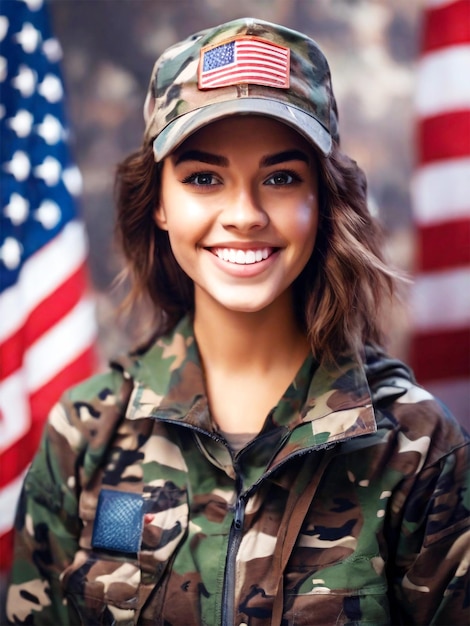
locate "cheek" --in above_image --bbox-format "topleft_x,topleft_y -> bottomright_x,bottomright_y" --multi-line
162,187 -> 212,231
289,197 -> 319,242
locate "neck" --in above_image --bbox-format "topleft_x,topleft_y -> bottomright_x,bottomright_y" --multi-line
193,290 -> 309,374
193,290 -> 310,434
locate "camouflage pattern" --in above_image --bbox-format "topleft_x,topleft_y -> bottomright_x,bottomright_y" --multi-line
143,18 -> 339,161
6,316 -> 470,625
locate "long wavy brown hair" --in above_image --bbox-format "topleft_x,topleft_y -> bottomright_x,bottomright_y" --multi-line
115,138 -> 400,364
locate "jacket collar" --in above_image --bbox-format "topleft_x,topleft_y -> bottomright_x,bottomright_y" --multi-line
120,316 -> 377,452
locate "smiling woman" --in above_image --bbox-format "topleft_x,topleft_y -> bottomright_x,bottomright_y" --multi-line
155,116 -> 319,432
157,117 -> 319,314
6,16 -> 470,626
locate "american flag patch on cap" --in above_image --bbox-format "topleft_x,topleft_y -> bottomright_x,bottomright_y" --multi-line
198,36 -> 290,89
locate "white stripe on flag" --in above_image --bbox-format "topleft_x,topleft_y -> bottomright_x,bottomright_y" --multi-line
411,157 -> 470,226
0,298 -> 96,453
415,45 -> 470,117
0,372 -> 31,453
411,266 -> 470,331
0,220 -> 88,342
25,296 -> 97,392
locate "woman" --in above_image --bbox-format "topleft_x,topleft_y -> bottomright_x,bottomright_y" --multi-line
6,17 -> 469,626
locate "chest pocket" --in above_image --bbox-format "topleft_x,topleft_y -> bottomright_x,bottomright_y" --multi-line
62,481 -> 189,625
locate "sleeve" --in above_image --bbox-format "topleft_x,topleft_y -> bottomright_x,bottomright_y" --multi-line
390,436 -> 470,625
6,402 -> 83,625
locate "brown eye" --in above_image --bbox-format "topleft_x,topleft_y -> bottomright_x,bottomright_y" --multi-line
182,172 -> 219,186
265,170 -> 301,186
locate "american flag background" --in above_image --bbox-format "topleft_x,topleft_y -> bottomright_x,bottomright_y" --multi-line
199,37 -> 290,89
0,0 -> 97,574
410,0 -> 470,428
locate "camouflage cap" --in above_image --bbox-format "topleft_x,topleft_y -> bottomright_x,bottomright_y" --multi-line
144,17 -> 339,161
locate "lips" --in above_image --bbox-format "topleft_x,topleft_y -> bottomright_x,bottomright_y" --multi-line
211,247 -> 275,265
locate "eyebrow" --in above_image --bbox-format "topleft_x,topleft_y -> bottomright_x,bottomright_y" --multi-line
174,150 -> 229,166
173,148 -> 310,167
260,150 -> 310,167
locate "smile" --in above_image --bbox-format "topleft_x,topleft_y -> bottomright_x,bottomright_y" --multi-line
212,247 -> 274,265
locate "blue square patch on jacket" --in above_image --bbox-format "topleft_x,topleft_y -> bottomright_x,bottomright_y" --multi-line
92,489 -> 144,554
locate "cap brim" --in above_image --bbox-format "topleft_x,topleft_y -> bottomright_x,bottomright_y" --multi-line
152,97 -> 332,161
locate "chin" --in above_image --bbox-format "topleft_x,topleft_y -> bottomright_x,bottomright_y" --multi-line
219,296 -> 280,314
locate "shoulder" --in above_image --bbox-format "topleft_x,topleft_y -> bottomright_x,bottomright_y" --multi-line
47,317 -> 194,449
364,346 -> 469,469
60,360 -> 135,422
30,362 -> 138,478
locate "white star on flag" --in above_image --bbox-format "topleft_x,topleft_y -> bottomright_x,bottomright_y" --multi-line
4,151 -> 31,181
14,22 -> 41,54
38,73 -> 63,102
4,193 -> 30,225
7,109 -> 34,137
12,64 -> 36,96
36,114 -> 63,144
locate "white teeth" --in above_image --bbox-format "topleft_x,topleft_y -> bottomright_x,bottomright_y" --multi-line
214,248 -> 271,265
235,250 -> 245,264
246,250 -> 256,264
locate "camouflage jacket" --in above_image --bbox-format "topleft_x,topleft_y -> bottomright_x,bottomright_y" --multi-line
6,316 -> 470,625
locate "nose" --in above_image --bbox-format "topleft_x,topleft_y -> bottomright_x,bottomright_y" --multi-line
221,186 -> 269,232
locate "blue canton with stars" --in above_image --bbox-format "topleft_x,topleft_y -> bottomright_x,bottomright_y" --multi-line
0,0 -> 81,292
202,42 -> 235,71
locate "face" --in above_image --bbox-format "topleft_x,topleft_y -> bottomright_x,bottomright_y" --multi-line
156,116 -> 319,317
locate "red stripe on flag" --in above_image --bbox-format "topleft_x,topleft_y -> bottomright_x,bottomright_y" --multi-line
0,346 -> 96,490
0,419 -> 44,489
410,327 -> 470,382
0,529 -> 15,571
417,110 -> 470,165
29,345 -> 96,420
0,265 -> 88,380
421,0 -> 470,53
417,218 -> 470,272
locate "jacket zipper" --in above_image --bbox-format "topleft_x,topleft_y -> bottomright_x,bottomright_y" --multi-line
152,417 -> 338,625
221,486 -> 245,626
